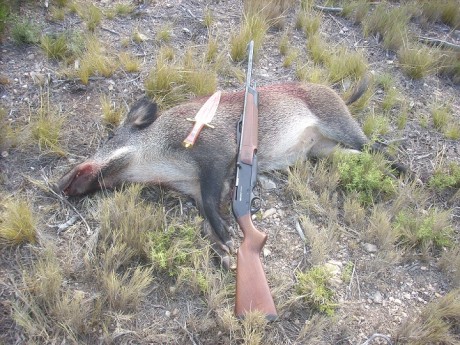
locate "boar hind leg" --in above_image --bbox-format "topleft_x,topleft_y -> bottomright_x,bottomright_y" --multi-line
199,166 -> 233,253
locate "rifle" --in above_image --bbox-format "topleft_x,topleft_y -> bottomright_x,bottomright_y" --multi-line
232,41 -> 277,321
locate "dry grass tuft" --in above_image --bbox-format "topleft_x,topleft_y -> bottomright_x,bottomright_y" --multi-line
101,266 -> 153,311
299,215 -> 337,265
12,247 -> 93,341
396,289 -> 460,344
296,9 -> 321,36
240,310 -> 268,345
397,44 -> 438,79
118,51 -> 141,72
0,196 -> 37,246
30,91 -> 66,156
243,0 -> 295,29
145,47 -> 217,108
363,3 -> 412,51
342,0 -> 370,24
230,12 -> 268,62
77,35 -> 118,84
98,184 -> 163,264
100,95 -> 124,128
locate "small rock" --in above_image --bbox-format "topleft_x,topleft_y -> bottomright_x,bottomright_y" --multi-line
262,208 -> 277,219
1,151 -> 8,158
363,243 -> 378,253
165,310 -> 171,317
259,175 -> 277,190
263,248 -> 271,257
324,262 -> 341,276
372,291 -> 383,304
172,308 -> 179,316
182,27 -> 191,36
27,54 -> 35,60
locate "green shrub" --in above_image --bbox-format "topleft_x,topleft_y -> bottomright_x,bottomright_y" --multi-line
429,163 -> 460,190
394,209 -> 453,251
334,151 -> 396,204
295,266 -> 337,316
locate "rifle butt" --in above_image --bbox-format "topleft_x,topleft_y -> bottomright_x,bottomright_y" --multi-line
234,215 -> 277,321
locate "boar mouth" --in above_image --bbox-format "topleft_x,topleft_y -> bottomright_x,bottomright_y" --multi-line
56,152 -> 132,196
56,161 -> 103,196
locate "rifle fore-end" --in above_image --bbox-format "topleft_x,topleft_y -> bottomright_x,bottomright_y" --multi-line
239,90 -> 259,165
235,213 -> 277,320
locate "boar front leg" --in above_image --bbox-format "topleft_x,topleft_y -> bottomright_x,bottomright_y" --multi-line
198,165 -> 234,267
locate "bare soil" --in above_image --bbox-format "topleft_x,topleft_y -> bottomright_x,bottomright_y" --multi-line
0,1 -> 459,344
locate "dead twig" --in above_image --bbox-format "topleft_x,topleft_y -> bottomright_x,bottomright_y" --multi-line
360,333 -> 393,345
41,173 -> 93,236
314,5 -> 343,13
418,36 -> 460,52
101,26 -> 121,36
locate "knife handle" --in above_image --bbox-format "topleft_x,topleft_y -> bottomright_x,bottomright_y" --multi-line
183,122 -> 205,148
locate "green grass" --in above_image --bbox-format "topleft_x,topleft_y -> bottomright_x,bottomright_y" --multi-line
279,32 -> 289,56
0,197 -> 37,246
145,58 -> 185,108
145,47 -> 218,108
295,266 -> 337,316
282,49 -> 298,68
205,36 -> 219,62
243,0 -> 295,29
381,88 -> 401,111
333,150 -> 396,205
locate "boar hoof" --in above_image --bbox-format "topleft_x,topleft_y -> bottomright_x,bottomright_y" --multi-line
225,240 -> 235,254
221,255 -> 231,271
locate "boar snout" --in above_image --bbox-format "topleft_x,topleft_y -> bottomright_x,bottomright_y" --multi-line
57,161 -> 103,196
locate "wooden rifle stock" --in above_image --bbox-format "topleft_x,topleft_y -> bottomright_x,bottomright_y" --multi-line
234,213 -> 277,320
233,40 -> 277,321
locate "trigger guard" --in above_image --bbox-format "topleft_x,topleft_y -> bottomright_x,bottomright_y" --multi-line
250,196 -> 261,214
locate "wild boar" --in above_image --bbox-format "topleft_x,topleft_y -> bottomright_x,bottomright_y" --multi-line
56,80 -> 406,263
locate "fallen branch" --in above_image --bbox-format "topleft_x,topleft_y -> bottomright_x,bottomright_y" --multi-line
418,36 -> 460,52
314,5 -> 343,13
360,333 -> 393,345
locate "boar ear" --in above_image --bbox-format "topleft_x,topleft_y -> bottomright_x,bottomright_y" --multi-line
126,97 -> 158,129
